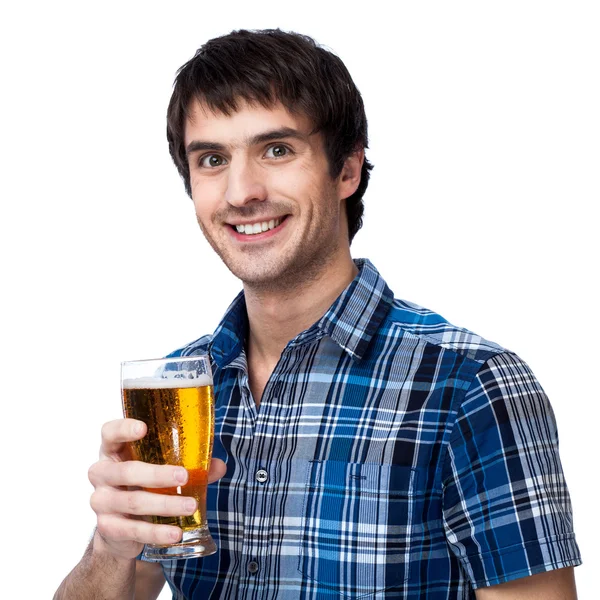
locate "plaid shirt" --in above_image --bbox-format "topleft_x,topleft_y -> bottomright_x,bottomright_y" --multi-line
159,259 -> 581,599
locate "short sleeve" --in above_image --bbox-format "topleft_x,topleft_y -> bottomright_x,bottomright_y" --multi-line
441,351 -> 582,588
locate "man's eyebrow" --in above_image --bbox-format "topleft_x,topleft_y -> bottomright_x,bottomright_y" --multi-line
247,127 -> 308,146
185,127 -> 308,157
186,140 -> 227,156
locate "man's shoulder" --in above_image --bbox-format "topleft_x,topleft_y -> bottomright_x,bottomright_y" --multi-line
166,334 -> 213,358
384,297 -> 506,363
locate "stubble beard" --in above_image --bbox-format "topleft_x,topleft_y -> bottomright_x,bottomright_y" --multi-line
197,193 -> 343,295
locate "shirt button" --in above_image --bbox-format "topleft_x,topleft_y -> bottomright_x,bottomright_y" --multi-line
255,469 -> 268,483
247,560 -> 259,574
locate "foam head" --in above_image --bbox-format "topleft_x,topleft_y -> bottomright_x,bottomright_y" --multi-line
122,373 -> 213,389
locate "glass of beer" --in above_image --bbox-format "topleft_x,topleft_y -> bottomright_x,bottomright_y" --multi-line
121,355 -> 216,561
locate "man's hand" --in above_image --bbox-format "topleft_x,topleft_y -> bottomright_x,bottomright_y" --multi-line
88,418 -> 227,560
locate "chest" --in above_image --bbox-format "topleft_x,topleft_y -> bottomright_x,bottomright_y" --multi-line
164,335 -> 479,598
213,334 -> 471,468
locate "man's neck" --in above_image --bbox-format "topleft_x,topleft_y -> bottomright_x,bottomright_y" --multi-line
244,255 -> 359,370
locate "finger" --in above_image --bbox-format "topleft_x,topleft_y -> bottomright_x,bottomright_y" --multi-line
208,458 -> 227,484
91,488 -> 197,517
89,460 -> 188,489
101,419 -> 147,456
97,514 -> 183,546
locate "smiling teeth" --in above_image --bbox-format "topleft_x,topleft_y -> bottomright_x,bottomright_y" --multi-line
236,218 -> 281,235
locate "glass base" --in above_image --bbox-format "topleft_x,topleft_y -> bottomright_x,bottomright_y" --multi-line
143,526 -> 217,562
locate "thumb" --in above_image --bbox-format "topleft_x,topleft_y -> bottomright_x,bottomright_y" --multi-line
208,458 -> 227,483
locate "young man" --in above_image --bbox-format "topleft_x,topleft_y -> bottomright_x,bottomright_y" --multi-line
55,30 -> 581,599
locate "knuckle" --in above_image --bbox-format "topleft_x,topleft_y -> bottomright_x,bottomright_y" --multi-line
179,496 -> 193,514
131,521 -> 146,544
165,495 -> 182,516
88,462 -> 102,486
89,490 -> 102,513
153,464 -> 169,485
113,521 -> 128,542
120,461 -> 136,484
156,526 -> 173,545
118,518 -> 135,542
126,492 -> 141,514
100,421 -> 113,441
96,514 -> 111,538
153,528 -> 164,545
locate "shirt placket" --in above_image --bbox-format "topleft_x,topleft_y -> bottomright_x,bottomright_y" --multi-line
237,358 -> 289,597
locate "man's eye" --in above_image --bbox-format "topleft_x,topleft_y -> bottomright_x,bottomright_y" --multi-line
265,145 -> 291,158
199,154 -> 227,168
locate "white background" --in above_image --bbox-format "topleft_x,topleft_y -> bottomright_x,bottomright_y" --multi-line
1,1 -> 598,597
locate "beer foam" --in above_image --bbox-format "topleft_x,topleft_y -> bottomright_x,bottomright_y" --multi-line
122,374 -> 213,389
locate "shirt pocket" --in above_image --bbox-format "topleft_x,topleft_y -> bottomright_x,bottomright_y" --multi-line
298,460 -> 420,598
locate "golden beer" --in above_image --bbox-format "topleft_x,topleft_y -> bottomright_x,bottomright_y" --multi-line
122,377 -> 214,531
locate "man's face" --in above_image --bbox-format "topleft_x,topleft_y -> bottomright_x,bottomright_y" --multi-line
184,100 -> 358,291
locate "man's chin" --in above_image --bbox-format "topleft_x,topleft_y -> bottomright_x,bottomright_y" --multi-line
220,257 -> 282,286
230,267 -> 287,289
224,259 -> 307,292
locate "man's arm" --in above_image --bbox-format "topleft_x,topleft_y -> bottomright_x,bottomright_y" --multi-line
134,560 -> 167,599
54,531 -> 166,600
443,353 -> 581,592
54,531 -> 136,600
475,566 -> 577,599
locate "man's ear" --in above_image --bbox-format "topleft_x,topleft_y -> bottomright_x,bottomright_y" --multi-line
338,148 -> 365,200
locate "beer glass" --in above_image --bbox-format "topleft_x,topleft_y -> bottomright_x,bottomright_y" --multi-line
121,355 -> 216,561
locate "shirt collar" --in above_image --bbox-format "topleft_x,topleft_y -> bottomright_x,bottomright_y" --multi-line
209,259 -> 394,368
292,258 -> 394,360
207,292 -> 248,369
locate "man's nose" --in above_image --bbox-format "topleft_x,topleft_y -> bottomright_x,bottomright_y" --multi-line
224,160 -> 267,207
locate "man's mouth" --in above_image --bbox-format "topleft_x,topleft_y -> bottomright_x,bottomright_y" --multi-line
231,217 -> 284,236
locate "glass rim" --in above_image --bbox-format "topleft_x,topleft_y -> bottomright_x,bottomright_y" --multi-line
121,355 -> 210,367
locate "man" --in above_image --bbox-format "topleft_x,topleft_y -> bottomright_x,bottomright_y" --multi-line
55,29 -> 581,599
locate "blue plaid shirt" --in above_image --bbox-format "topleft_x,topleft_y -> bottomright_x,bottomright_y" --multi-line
159,259 -> 581,599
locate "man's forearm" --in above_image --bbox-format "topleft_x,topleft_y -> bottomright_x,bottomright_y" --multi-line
54,532 -> 137,600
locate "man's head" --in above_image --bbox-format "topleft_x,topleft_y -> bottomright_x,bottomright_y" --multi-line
167,29 -> 373,244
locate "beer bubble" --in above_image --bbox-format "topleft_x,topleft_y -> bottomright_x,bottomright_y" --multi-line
122,374 -> 213,389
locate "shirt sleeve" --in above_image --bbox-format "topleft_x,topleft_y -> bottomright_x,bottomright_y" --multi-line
441,351 -> 582,588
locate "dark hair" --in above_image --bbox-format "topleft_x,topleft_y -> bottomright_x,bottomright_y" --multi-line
167,29 -> 373,243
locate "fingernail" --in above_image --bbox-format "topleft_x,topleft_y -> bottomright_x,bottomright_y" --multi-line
174,468 -> 188,484
170,529 -> 181,541
134,422 -> 143,436
183,498 -> 196,512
